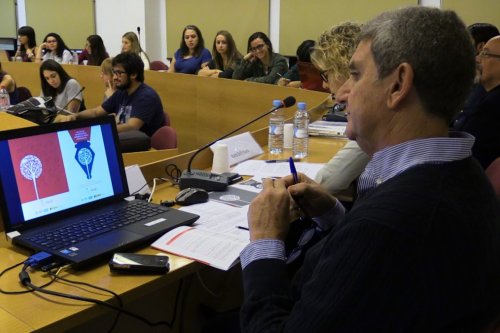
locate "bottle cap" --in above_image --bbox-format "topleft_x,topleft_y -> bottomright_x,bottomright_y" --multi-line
273,100 -> 282,107
297,102 -> 307,109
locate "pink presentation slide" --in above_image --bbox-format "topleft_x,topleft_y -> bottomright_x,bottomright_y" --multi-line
9,133 -> 69,203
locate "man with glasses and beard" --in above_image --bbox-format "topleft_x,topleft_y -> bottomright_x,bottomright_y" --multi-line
56,52 -> 165,137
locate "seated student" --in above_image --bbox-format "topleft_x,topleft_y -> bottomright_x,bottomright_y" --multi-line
0,61 -> 19,105
56,52 -> 166,137
100,58 -> 115,101
198,30 -> 242,78
453,36 -> 500,170
452,23 -> 499,129
169,25 -> 211,74
276,39 -> 314,88
121,31 -> 150,70
80,34 -> 109,66
277,39 -> 329,93
233,31 -> 288,84
14,26 -> 38,62
39,60 -> 84,113
309,23 -> 368,196
35,33 -> 74,64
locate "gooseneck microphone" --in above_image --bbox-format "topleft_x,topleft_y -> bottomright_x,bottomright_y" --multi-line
179,96 -> 296,191
58,86 -> 86,114
137,26 -> 141,40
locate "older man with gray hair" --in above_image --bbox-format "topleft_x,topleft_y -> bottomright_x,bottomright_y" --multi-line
240,6 -> 500,333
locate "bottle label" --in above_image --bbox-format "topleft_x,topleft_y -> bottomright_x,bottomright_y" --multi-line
269,125 -> 283,135
294,128 -> 308,138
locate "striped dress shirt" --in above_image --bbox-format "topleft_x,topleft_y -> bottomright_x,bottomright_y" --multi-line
240,132 -> 475,269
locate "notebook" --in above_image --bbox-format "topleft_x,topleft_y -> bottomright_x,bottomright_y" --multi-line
0,116 -> 199,267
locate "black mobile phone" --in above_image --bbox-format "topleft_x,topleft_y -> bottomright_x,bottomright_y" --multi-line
109,253 -> 169,274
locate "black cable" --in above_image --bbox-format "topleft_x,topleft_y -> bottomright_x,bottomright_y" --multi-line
164,163 -> 182,185
19,268 -> 175,329
48,270 -> 123,333
0,260 -> 56,294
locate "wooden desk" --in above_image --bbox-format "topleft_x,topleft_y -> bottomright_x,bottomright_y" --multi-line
0,135 -> 347,332
0,112 -> 37,130
2,62 -> 331,154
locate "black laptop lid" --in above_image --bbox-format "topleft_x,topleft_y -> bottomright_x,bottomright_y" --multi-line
0,116 -> 128,234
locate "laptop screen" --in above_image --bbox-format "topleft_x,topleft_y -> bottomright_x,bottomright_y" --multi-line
0,116 -> 127,232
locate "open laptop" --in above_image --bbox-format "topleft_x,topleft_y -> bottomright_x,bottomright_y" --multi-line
0,116 -> 199,267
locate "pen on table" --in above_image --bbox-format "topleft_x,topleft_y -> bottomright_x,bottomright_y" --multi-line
266,158 -> 300,163
237,226 -> 249,231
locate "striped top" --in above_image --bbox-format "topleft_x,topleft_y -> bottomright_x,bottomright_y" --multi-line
240,132 -> 475,269
357,132 -> 474,197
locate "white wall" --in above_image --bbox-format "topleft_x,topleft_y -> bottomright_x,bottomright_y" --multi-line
95,0 -> 166,61
145,0 -> 167,62
419,0 -> 441,7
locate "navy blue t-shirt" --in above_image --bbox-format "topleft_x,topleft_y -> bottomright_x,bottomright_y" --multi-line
102,83 -> 166,136
173,48 -> 212,74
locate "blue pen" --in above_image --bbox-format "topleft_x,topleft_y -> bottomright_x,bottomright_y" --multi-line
289,156 -> 299,184
289,157 -> 312,222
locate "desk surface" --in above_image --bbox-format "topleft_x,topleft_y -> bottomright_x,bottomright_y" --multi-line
0,136 -> 347,332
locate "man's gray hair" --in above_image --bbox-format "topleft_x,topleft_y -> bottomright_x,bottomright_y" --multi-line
360,6 -> 475,122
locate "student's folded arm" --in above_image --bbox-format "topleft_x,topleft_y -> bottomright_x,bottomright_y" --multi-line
118,117 -> 144,133
76,106 -> 107,120
246,57 -> 288,84
168,58 -> 177,73
232,59 -> 252,80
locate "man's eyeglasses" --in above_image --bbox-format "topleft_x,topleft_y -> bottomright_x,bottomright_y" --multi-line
320,70 -> 328,83
249,44 -> 265,52
112,69 -> 127,76
478,50 -> 500,59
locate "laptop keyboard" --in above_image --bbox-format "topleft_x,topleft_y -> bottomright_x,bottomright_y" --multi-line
27,201 -> 166,251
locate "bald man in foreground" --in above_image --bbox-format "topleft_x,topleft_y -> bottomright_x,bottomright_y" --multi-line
454,36 -> 500,169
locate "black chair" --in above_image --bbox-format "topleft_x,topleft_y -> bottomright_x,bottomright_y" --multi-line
16,86 -> 32,103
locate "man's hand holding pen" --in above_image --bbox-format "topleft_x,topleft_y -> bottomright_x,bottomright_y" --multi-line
247,173 -> 337,242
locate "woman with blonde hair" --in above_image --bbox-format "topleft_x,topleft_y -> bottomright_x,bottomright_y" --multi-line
121,31 -> 150,70
310,22 -> 370,197
198,30 -> 242,78
100,58 -> 115,100
310,22 -> 361,96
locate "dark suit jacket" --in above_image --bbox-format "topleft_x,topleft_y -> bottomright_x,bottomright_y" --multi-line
453,84 -> 500,169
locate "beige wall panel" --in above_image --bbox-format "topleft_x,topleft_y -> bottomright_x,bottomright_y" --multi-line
442,0 -> 500,29
279,0 -> 416,55
25,0 -> 94,49
166,0 -> 269,58
0,0 -> 17,36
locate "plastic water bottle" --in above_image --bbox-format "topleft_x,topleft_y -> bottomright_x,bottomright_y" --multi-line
293,102 -> 309,158
268,99 -> 284,154
72,52 -> 79,65
0,87 -> 10,110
